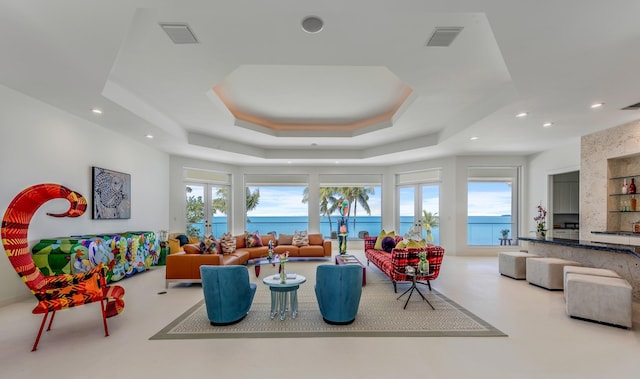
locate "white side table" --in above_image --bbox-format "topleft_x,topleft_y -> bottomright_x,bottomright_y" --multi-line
262,274 -> 307,320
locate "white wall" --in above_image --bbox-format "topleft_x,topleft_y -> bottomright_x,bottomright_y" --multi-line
0,84 -> 170,306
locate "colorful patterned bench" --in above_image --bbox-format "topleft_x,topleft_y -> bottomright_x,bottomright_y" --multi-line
32,231 -> 159,282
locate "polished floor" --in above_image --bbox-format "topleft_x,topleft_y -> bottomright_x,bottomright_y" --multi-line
1,250 -> 639,379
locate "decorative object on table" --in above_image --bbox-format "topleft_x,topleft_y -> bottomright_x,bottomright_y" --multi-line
500,229 -> 509,239
268,239 -> 274,261
1,183 -> 125,351
418,251 -> 430,274
91,166 -> 131,219
278,251 -> 290,283
338,198 -> 349,254
157,230 -> 169,265
421,210 -> 439,243
534,203 -> 547,239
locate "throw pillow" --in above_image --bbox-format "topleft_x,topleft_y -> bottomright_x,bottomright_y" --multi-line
220,232 -> 236,254
381,236 -> 396,253
183,243 -> 201,254
292,230 -> 309,246
278,233 -> 293,245
374,229 -> 395,250
176,234 -> 189,246
200,235 -> 219,254
245,231 -> 263,248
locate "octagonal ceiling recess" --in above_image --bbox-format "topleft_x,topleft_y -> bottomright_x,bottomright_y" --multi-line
211,65 -> 414,137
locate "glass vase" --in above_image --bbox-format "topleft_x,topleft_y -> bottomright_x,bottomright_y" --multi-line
280,263 -> 286,284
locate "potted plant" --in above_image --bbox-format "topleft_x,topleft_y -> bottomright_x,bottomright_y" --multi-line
500,229 -> 510,239
534,204 -> 548,239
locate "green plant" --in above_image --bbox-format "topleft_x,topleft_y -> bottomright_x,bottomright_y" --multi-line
500,229 -> 509,238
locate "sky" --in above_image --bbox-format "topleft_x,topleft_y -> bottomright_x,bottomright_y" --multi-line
187,182 -> 512,217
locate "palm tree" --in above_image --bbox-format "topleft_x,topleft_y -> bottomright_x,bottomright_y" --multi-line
302,187 -> 341,234
211,187 -> 260,220
421,210 -> 439,243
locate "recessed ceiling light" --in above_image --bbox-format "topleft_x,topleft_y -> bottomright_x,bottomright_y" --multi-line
145,134 -> 154,139
335,161 -> 340,165
287,161 -> 292,164
91,108 -> 103,114
470,136 -> 479,141
543,122 -> 553,128
311,143 -> 318,147
301,16 -> 323,33
516,112 -> 528,118
591,102 -> 604,108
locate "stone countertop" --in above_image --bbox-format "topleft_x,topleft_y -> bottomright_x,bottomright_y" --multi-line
591,230 -> 640,236
518,236 -> 640,259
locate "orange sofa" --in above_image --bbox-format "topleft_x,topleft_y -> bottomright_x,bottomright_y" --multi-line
165,233 -> 331,288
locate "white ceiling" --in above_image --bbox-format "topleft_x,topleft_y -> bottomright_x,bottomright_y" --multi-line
2,0 -> 640,166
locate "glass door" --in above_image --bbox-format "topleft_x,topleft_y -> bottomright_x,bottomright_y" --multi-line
185,183 -> 229,239
398,184 -> 440,244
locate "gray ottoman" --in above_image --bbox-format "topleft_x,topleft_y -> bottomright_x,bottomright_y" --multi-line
499,251 -> 541,279
565,273 -> 632,328
563,266 -> 621,301
526,257 -> 581,290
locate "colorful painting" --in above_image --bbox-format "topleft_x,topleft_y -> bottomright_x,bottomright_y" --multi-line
92,166 -> 131,219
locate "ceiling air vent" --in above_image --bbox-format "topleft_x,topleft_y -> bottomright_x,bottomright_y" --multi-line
159,23 -> 198,44
425,27 -> 464,47
622,102 -> 640,110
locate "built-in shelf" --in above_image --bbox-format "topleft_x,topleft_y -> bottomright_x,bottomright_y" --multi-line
609,211 -> 640,213
609,193 -> 639,197
609,174 -> 640,180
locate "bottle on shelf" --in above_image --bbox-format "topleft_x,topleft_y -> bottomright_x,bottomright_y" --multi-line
622,179 -> 628,194
630,178 -> 636,194
632,195 -> 637,211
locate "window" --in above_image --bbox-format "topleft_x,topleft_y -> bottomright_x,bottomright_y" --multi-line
244,175 -> 308,235
397,169 -> 441,243
318,174 -> 382,239
183,168 -> 231,239
467,167 -> 519,246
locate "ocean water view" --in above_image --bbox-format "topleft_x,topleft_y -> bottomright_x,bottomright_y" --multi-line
199,215 -> 513,246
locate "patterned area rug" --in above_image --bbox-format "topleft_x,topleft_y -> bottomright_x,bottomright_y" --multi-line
150,260 -> 506,339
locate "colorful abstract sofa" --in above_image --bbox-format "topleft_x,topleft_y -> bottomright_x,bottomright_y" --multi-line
32,231 -> 159,282
364,235 -> 445,292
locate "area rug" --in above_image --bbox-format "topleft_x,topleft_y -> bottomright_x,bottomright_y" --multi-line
150,260 -> 506,339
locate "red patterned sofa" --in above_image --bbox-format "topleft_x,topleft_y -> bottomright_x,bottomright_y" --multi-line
364,236 -> 445,292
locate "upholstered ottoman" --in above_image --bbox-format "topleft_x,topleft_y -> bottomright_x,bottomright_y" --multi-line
565,273 -> 632,328
563,266 -> 621,301
499,251 -> 541,279
526,257 -> 581,290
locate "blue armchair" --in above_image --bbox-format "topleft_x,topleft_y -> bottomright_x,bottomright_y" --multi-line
315,264 -> 363,325
200,265 -> 257,325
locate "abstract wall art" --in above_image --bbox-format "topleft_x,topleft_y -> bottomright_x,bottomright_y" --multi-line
92,166 -> 131,219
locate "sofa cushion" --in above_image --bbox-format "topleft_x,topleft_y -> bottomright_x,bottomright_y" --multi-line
381,236 -> 396,253
279,233 -> 293,245
176,234 -> 189,246
220,233 -> 236,254
308,233 -> 323,246
168,238 -> 181,254
262,233 -> 277,247
293,230 -> 309,246
245,231 -> 263,248
200,235 -> 220,254
183,243 -> 201,254
374,230 -> 395,250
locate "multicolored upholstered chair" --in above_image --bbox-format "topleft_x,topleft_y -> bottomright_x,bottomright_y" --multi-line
200,265 -> 257,325
315,264 -> 363,325
1,184 -> 125,351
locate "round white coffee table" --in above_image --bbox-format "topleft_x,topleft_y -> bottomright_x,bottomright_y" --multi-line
262,274 -> 306,320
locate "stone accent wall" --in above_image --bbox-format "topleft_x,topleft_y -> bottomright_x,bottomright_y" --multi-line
581,119 -> 640,241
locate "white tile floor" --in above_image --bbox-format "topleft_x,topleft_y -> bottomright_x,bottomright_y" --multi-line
0,252 -> 639,379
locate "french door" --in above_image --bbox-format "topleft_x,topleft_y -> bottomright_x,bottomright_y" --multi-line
185,182 -> 229,239
398,184 -> 440,244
